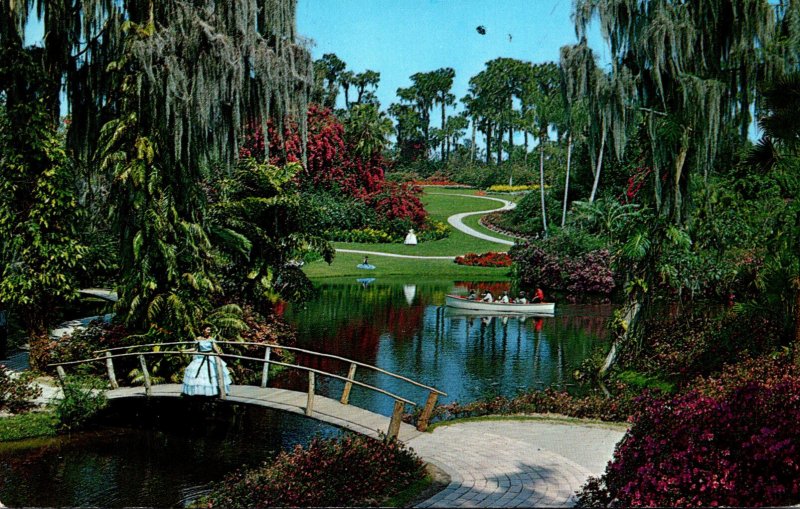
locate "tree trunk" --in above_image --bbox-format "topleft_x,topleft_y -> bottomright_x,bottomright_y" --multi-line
539,136 -> 548,234
471,121 -> 476,162
524,130 -> 529,162
589,123 -> 606,203
496,124 -> 503,165
672,128 -> 690,224
441,99 -> 447,160
599,298 -> 641,377
561,133 -> 573,227
794,279 -> 800,366
485,122 -> 492,165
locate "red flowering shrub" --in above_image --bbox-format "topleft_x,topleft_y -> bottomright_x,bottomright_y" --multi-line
204,434 -> 425,508
240,105 -> 385,198
454,252 -> 512,267
578,376 -> 800,507
367,181 -> 428,228
511,244 -> 616,295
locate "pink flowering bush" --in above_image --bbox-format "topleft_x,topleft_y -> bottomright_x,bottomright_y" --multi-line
204,434 -> 424,508
577,372 -> 800,507
511,244 -> 616,296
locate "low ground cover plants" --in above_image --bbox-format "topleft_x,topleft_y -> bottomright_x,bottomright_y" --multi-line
203,434 -> 425,508
454,251 -> 512,267
0,367 -> 42,414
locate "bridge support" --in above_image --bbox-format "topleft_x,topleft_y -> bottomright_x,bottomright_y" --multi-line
138,355 -> 152,397
306,372 -> 315,416
105,351 -> 119,389
260,347 -> 272,388
340,363 -> 357,405
215,356 -> 227,400
387,400 -> 405,440
417,391 -> 439,432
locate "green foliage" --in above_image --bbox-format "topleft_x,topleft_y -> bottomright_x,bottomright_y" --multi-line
0,411 -> 58,441
301,190 -> 378,232
53,375 -> 108,432
0,368 -> 42,414
204,434 -> 425,508
211,160 -> 333,305
614,370 -> 675,394
325,227 -> 396,243
0,97 -> 87,335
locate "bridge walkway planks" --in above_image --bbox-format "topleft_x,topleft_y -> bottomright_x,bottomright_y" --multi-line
106,384 -> 424,442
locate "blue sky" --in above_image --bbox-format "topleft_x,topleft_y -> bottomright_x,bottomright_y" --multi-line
297,0 -> 605,119
24,1 -> 606,130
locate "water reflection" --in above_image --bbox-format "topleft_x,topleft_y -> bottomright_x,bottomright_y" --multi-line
282,282 -> 612,415
0,399 -> 343,508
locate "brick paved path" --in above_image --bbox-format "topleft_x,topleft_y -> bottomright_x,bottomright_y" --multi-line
408,420 -> 626,508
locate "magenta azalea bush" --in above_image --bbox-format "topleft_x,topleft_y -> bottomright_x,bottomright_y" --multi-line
511,244 -> 616,296
204,434 -> 424,507
578,374 -> 800,507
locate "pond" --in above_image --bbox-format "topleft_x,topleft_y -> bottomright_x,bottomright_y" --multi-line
0,280 -> 612,507
279,280 -> 613,415
0,399 -> 343,507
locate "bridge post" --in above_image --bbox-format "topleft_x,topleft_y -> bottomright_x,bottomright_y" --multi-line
105,351 -> 119,389
340,363 -> 357,405
387,400 -> 405,440
56,365 -> 67,382
416,391 -> 439,432
306,372 -> 315,416
138,355 -> 152,397
260,347 -> 271,388
215,355 -> 227,400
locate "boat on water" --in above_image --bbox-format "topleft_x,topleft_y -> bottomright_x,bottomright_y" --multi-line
445,294 -> 555,315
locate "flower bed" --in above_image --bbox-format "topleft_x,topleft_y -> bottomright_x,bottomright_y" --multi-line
578,356 -> 800,507
203,434 -> 425,508
454,252 -> 512,267
487,184 -> 539,193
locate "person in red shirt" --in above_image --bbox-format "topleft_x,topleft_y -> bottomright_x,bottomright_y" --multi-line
532,288 -> 545,302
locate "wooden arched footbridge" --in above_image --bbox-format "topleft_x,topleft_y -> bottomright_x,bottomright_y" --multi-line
50,342 -> 446,442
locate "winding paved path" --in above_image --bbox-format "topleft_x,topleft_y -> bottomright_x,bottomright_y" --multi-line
408,420 -> 625,508
436,193 -> 517,246
337,193 -> 519,260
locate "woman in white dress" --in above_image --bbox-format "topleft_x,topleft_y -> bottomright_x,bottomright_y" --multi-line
404,228 -> 418,245
182,325 -> 232,396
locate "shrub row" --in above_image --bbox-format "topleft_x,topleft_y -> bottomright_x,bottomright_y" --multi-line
203,434 -> 425,508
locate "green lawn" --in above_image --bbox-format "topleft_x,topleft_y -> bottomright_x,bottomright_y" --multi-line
303,188 -> 524,280
303,251 -> 511,279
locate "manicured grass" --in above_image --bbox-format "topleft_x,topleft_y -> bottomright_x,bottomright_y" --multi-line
0,411 -> 58,441
303,251 -> 511,279
304,188 -> 523,280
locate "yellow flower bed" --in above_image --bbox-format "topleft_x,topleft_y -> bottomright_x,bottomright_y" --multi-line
487,184 -> 546,192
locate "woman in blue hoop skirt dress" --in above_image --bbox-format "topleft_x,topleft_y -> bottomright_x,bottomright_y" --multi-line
182,325 -> 232,396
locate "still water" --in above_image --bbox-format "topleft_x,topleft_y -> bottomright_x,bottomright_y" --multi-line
0,281 -> 611,507
281,281 -> 612,415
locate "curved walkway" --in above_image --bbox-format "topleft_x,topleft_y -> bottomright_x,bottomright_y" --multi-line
409,420 -> 625,508
435,193 -> 517,246
336,193 -> 520,260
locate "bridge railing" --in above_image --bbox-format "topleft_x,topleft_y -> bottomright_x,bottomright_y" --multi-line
50,341 -> 447,436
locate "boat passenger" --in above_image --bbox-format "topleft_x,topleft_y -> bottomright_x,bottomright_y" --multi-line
481,290 -> 494,303
515,291 -> 528,304
532,287 -> 545,302
499,291 -> 510,304
467,290 -> 477,300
